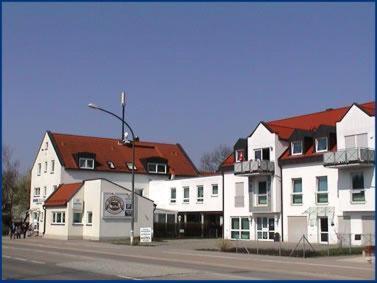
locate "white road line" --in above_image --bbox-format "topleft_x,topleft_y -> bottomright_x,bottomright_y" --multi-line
2,255 -> 45,265
117,274 -> 140,280
163,250 -> 372,271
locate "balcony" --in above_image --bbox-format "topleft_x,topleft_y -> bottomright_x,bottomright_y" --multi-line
234,160 -> 274,176
323,148 -> 375,168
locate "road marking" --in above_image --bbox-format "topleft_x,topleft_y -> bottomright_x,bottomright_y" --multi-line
163,250 -> 372,271
117,274 -> 140,280
2,255 -> 45,265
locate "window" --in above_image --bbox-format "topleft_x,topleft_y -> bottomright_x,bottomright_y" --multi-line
315,137 -> 328,152
292,178 -> 303,204
44,161 -> 48,173
51,160 -> 55,173
183,187 -> 190,203
352,173 -> 365,202
87,212 -> 93,224
126,162 -> 136,170
107,161 -> 115,169
256,217 -> 275,240
256,181 -> 268,206
254,148 -> 270,161
135,188 -> 143,196
53,185 -> 58,191
345,133 -> 368,149
316,176 -> 328,204
34,187 -> 41,196
43,186 -> 47,197
45,142 -> 48,150
231,217 -> 250,240
235,150 -> 245,162
79,158 -> 95,169
291,141 -> 303,155
147,162 -> 167,174
197,186 -> 204,203
212,184 -> 219,196
170,188 -> 176,203
52,212 -> 65,224
37,163 -> 41,176
73,212 -> 82,224
235,182 -> 244,207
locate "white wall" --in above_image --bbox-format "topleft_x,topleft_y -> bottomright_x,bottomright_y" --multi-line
149,175 -> 223,212
44,207 -> 69,240
282,162 -> 339,244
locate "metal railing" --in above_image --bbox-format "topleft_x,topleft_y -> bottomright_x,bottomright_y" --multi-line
234,160 -> 274,175
323,148 -> 375,167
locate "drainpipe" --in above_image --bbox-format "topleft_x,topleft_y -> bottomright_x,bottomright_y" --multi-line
43,205 -> 47,236
221,169 -> 225,239
278,164 -> 284,242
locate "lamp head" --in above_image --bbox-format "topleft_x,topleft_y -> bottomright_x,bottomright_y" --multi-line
88,103 -> 98,109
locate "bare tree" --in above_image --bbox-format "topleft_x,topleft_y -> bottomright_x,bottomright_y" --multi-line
2,146 -> 20,222
199,144 -> 232,172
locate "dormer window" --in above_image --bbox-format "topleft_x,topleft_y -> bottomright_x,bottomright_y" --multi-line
107,161 -> 115,169
147,162 -> 167,174
291,141 -> 303,155
126,162 -> 137,170
315,137 -> 328,152
79,158 -> 94,169
235,150 -> 245,162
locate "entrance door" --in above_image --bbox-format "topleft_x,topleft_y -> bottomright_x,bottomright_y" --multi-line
319,217 -> 329,243
256,217 -> 275,240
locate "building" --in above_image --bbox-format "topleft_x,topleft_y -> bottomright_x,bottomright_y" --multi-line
30,131 -> 199,234
43,178 -> 154,240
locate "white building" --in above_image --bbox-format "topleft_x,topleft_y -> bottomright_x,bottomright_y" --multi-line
44,178 -> 154,240
30,131 -> 199,234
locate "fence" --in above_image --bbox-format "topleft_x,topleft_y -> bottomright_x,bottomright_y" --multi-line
229,233 -> 375,258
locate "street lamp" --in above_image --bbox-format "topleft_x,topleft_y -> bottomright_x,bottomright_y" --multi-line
88,100 -> 138,246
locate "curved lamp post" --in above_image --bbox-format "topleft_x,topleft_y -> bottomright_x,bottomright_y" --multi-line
88,102 -> 137,246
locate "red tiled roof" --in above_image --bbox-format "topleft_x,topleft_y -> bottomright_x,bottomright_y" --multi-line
218,153 -> 234,170
265,101 -> 375,140
44,182 -> 83,207
49,132 -> 199,177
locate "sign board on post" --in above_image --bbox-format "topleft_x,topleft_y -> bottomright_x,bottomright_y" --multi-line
140,227 -> 152,243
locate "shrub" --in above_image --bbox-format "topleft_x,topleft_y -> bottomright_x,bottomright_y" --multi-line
217,239 -> 233,251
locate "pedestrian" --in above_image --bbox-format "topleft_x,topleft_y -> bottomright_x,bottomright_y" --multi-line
16,225 -> 21,239
9,222 -> 16,240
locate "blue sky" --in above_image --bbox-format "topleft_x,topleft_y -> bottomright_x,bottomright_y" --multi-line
3,3 -> 375,173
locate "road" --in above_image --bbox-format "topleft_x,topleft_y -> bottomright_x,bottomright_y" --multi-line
2,237 -> 374,280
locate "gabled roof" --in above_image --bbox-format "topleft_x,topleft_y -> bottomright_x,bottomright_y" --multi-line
48,132 -> 199,177
44,182 -> 83,207
264,101 -> 374,140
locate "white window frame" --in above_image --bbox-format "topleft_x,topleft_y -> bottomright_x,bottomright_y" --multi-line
212,184 -> 219,196
44,161 -> 48,173
50,160 -> 55,173
52,212 -> 65,224
79,158 -> 95,169
147,162 -> 167,174
43,186 -> 47,198
235,150 -> 245,162
345,133 -> 368,149
73,212 -> 83,224
183,186 -> 190,203
170,188 -> 176,203
291,140 -> 303,155
316,176 -> 328,204
87,211 -> 93,225
45,142 -> 48,150
231,217 -> 250,240
291,178 -> 303,205
351,172 -> 365,203
37,163 -> 41,176
256,217 -> 276,241
315,137 -> 328,152
34,187 -> 41,197
255,181 -> 268,207
197,186 -> 204,203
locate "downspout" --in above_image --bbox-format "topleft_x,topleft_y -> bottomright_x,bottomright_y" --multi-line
278,163 -> 283,242
221,169 -> 225,239
43,205 -> 47,236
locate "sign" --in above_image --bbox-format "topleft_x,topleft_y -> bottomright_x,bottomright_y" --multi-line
72,198 -> 83,211
103,193 -> 133,218
140,227 -> 152,243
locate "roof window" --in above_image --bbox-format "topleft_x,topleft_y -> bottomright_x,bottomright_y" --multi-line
107,161 -> 115,169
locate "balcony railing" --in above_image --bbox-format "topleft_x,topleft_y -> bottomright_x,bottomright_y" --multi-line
323,148 -> 375,167
234,160 -> 274,175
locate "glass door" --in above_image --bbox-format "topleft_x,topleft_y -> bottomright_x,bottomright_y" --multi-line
256,217 -> 275,240
319,217 -> 329,243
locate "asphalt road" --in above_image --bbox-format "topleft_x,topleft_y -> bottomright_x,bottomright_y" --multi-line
2,237 -> 374,280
